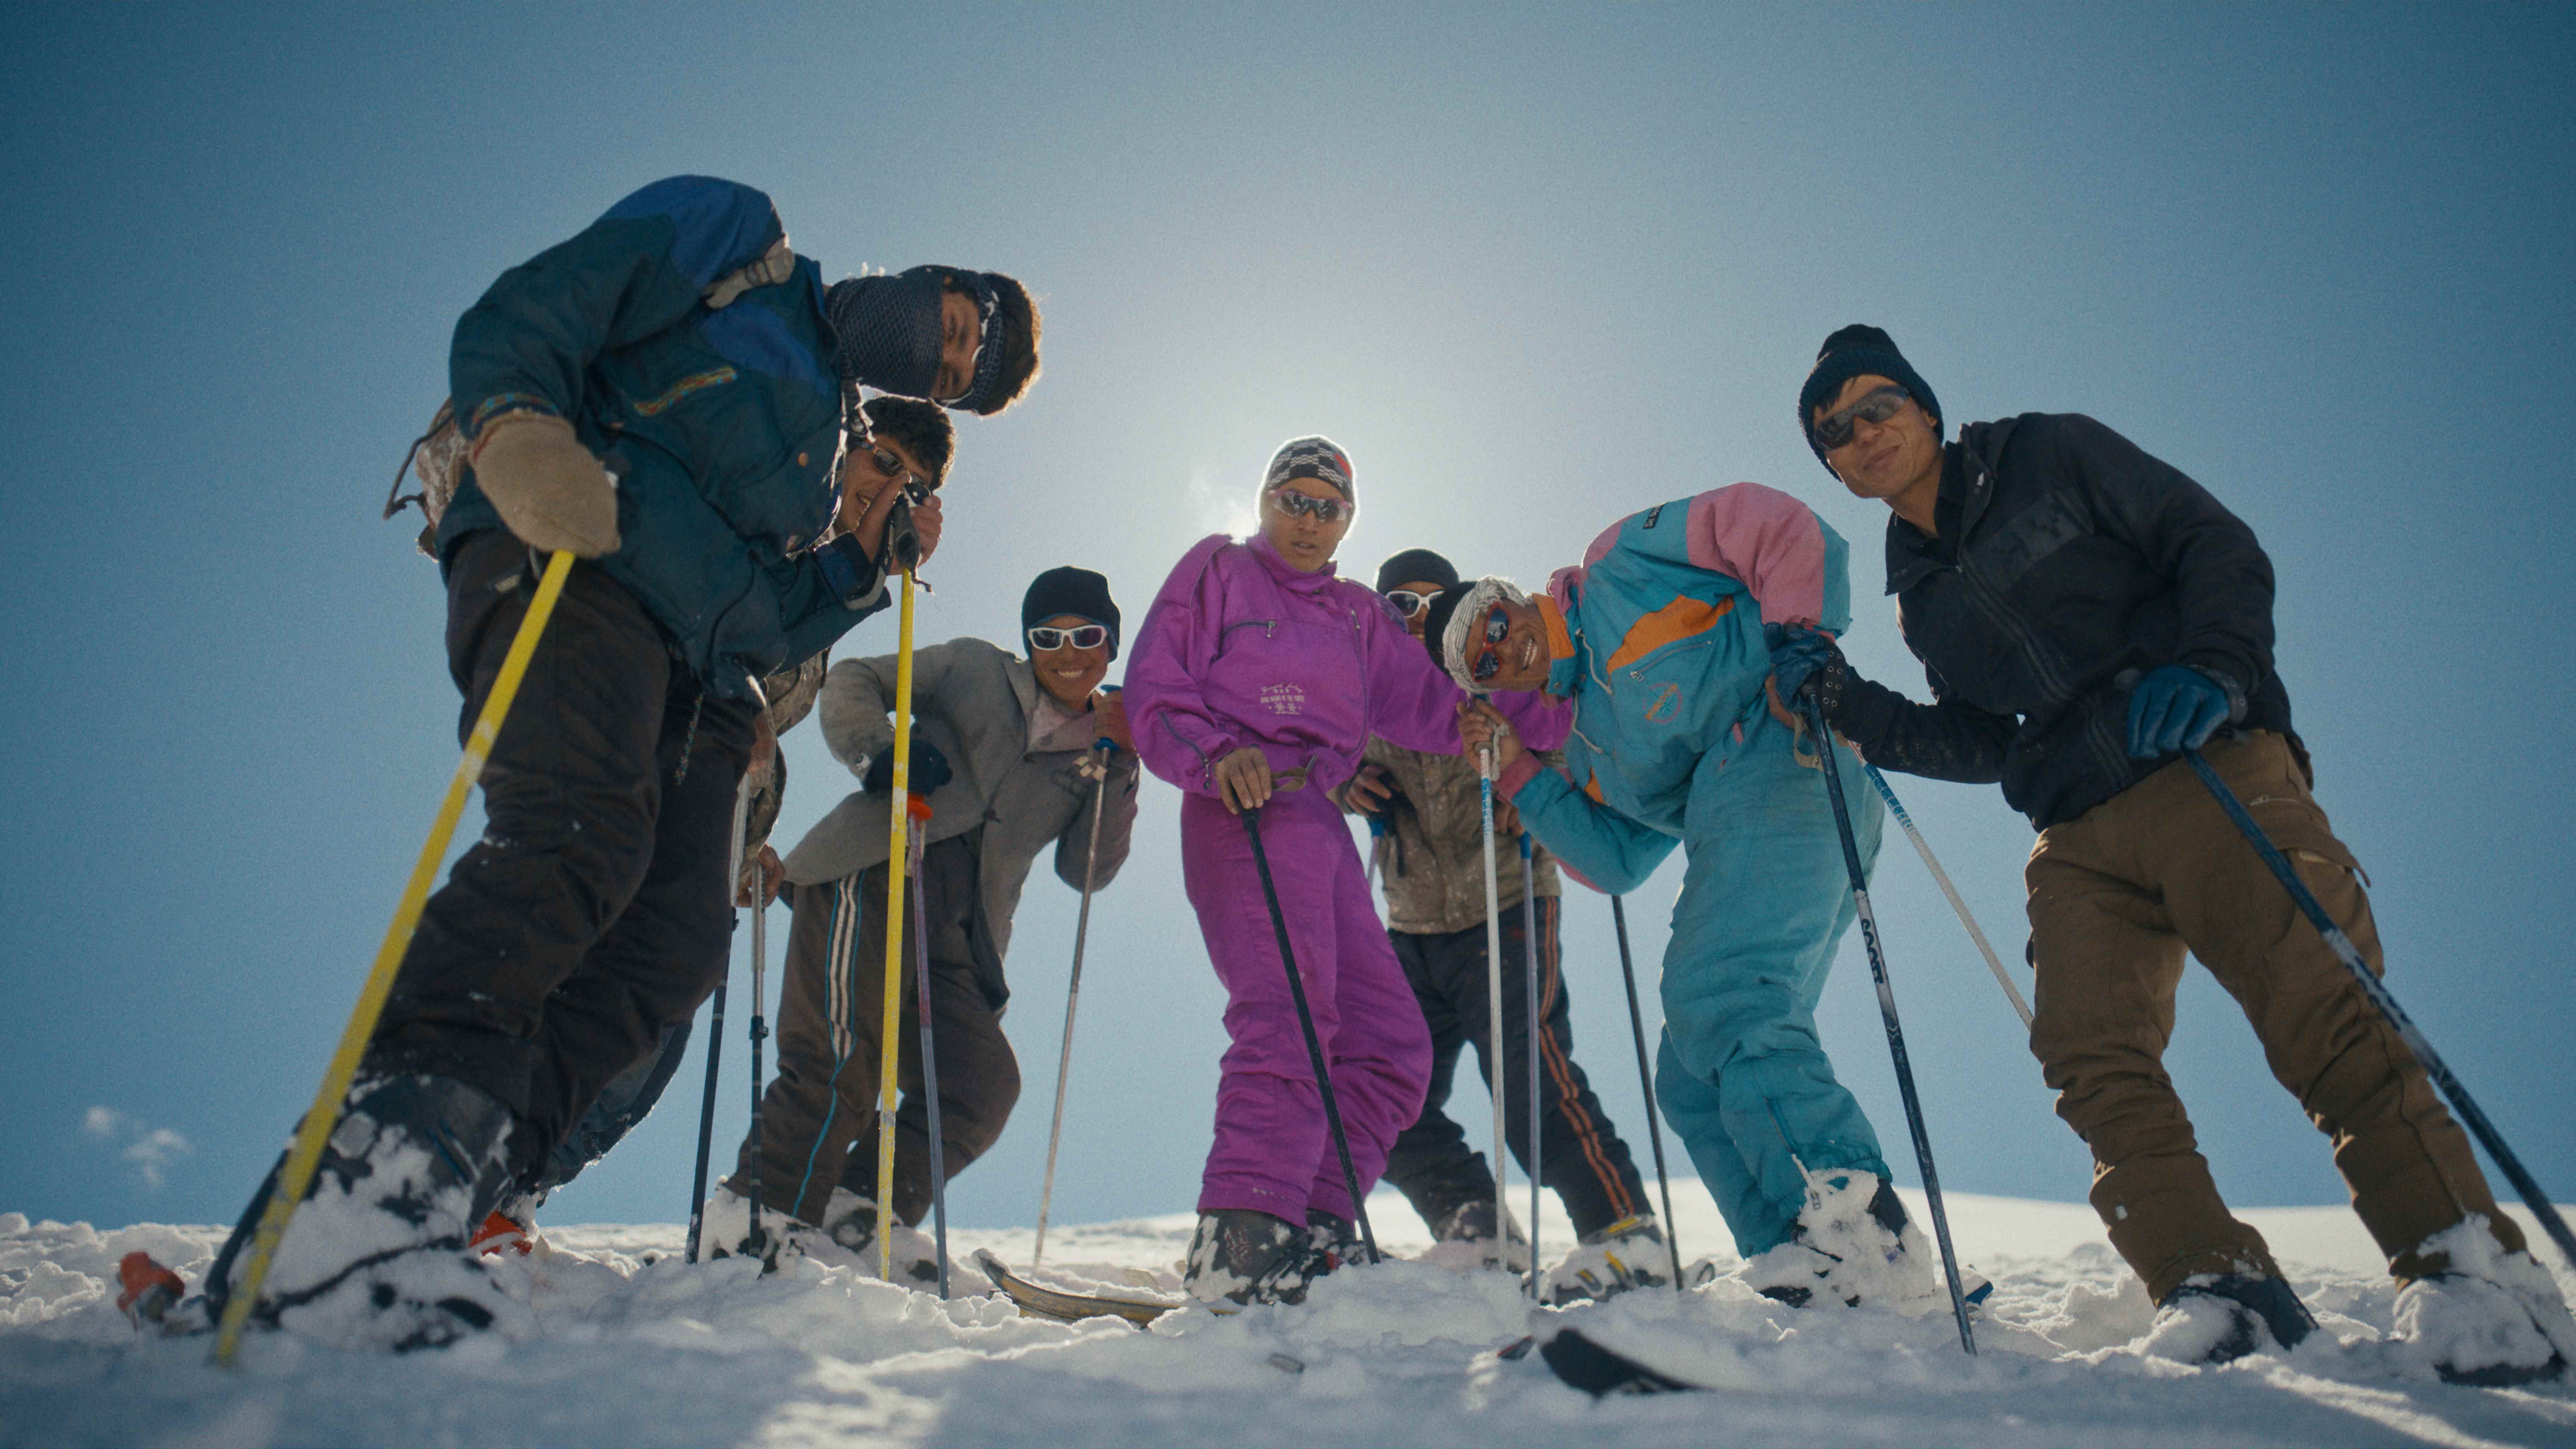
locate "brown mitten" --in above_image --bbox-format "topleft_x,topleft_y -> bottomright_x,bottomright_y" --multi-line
469,411 -> 621,557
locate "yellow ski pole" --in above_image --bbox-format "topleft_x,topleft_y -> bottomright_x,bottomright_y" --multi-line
874,569 -> 917,1279
214,548 -> 576,1367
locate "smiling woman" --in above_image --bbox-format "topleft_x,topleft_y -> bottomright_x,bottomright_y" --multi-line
1118,436 -> 1574,1307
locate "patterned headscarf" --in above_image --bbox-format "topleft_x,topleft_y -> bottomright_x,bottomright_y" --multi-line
1432,576 -> 1534,694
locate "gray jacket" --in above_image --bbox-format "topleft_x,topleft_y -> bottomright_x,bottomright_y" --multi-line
782,637 -> 1140,1003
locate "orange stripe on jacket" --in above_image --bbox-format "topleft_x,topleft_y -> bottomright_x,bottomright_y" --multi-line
1603,594 -> 1734,675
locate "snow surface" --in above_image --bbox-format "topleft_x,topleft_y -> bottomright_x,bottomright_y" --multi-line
4,1188 -> 2573,1448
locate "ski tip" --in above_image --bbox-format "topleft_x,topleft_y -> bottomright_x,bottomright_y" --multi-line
1537,1327 -> 1705,1397
116,1252 -> 184,1327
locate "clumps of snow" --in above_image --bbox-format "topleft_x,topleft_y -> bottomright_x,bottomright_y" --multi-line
2381,1216 -> 2576,1383
1,1195 -> 2571,1448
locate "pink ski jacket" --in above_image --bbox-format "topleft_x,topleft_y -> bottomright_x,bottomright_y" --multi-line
1126,534 -> 1569,802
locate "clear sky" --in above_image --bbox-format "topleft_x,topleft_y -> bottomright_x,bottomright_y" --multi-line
3,2 -> 2570,1240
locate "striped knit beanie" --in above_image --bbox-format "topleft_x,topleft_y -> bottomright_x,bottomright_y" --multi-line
1262,436 -> 1355,500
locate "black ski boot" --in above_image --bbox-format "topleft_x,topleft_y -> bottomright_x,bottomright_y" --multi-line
1428,1198 -> 1530,1272
1183,1209 -> 1332,1307
1305,1210 -> 1367,1269
2147,1272 -> 2317,1366
209,1074 -> 523,1351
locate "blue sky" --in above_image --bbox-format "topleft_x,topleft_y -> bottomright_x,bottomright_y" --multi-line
2,2 -> 2570,1240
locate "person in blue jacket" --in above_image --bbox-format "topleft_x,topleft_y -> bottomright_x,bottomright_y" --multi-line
202,176 -> 1041,1349
1446,484 -> 1956,1312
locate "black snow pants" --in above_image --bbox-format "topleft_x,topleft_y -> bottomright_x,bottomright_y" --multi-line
365,530 -> 756,1186
1380,896 -> 1648,1240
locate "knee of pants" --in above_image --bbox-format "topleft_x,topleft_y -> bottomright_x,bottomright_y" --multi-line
948,1050 -> 1023,1160
476,771 -> 660,927
1662,973 -> 1818,1085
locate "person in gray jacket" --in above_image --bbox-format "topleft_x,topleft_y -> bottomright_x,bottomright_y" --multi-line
706,566 -> 1139,1260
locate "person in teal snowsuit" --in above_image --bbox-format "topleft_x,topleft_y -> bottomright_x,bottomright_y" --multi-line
1444,483 -> 1934,1303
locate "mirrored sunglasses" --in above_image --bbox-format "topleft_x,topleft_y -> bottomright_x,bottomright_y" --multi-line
1471,604 -> 1511,682
1269,490 -> 1348,523
1812,385 -> 1912,452
1027,624 -> 1109,652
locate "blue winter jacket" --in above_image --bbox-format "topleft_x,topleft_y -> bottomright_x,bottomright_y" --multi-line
1504,484 -> 1853,892
440,176 -> 885,700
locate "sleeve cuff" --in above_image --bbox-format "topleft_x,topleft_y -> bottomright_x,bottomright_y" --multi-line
1498,752 -> 1544,799
2184,658 -> 2251,723
817,534 -> 886,610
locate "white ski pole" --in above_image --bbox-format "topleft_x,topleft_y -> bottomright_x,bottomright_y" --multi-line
1033,738 -> 1114,1265
1864,766 -> 2032,1028
1478,745 -> 1508,1268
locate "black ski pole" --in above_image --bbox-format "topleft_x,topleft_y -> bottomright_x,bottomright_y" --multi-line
685,977 -> 728,1264
745,882 -> 771,1266
1242,804 -> 1382,1264
1802,689 -> 1976,1356
1609,896 -> 1685,1292
2184,749 -> 2576,1270
908,806 -> 952,1298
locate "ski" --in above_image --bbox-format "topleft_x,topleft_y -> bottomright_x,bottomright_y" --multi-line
973,1249 -> 1180,1327
1537,1326 -> 1706,1396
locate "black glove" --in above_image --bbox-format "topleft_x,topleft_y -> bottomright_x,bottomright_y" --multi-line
863,737 -> 952,796
1764,622 -> 1853,720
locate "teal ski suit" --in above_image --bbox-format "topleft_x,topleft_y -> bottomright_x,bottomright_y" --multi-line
1496,484 -> 1890,1257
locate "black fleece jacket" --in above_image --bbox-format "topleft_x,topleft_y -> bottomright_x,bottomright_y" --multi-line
1827,412 -> 2294,830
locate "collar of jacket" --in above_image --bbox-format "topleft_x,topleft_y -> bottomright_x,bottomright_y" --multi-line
1247,531 -> 1341,593
1883,417 -> 2022,595
1002,654 -> 1041,733
1542,593 -> 1586,700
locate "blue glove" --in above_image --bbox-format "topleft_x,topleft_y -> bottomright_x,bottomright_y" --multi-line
1764,622 -> 1845,704
2124,665 -> 2233,758
863,737 -> 953,795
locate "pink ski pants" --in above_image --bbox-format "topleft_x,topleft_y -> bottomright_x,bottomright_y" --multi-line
1182,787 -> 1432,1222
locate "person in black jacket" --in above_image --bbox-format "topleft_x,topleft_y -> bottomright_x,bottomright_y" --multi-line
1771,325 -> 2570,1381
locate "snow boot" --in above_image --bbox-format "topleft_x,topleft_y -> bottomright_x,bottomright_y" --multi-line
2387,1219 -> 2575,1386
1545,1214 -> 1681,1304
237,1074 -> 525,1351
810,1189 -> 942,1283
1738,1169 -> 1989,1314
1183,1209 -> 1333,1307
116,1252 -> 185,1328
472,1190 -> 543,1257
1305,1210 -> 1368,1269
2143,1272 -> 2316,1366
1423,1197 -> 1531,1273
698,1185 -> 807,1267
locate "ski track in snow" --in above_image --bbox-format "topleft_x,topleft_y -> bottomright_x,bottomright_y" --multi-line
3,1192 -> 2571,1448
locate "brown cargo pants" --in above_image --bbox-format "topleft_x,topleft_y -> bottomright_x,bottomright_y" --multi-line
725,836 -> 1021,1228
2027,730 -> 2521,1303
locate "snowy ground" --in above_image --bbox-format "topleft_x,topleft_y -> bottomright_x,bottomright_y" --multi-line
4,1188 -> 2572,1448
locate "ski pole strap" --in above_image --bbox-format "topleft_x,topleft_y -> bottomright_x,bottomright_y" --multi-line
2184,749 -> 2576,1269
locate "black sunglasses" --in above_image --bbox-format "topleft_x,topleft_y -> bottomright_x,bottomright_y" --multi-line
1813,385 -> 1912,451
1470,605 -> 1511,683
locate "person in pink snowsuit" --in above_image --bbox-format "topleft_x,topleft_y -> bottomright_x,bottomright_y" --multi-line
1124,436 -> 1567,1304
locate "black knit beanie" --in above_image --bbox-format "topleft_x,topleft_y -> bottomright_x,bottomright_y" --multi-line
1373,548 -> 1460,595
1419,582 -> 1477,679
1797,324 -> 1942,473
1022,566 -> 1121,659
